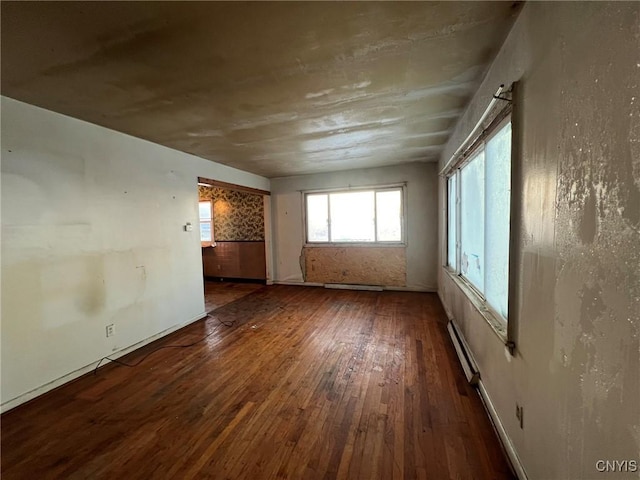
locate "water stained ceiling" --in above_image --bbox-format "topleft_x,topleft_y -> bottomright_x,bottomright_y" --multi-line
1,2 -> 521,178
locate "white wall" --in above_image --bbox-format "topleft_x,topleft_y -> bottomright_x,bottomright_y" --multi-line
271,162 -> 438,290
0,97 -> 269,410
438,3 -> 639,479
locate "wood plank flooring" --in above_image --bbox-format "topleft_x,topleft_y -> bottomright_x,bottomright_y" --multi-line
204,280 -> 265,312
1,286 -> 514,480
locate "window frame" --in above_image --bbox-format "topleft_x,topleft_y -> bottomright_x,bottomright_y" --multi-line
446,174 -> 458,271
199,200 -> 214,247
456,143 -> 487,297
445,113 -> 513,332
303,184 -> 407,247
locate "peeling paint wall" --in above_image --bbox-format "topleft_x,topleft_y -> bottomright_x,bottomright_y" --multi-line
0,97 -> 269,410
438,3 -> 640,479
271,163 -> 437,290
304,247 -> 405,286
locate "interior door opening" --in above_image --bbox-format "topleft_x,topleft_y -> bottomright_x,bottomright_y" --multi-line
197,177 -> 269,310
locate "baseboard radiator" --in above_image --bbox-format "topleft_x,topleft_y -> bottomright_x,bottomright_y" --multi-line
447,320 -> 480,386
446,319 -> 526,479
324,283 -> 384,292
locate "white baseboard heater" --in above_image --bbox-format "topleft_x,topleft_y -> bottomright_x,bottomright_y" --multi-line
447,320 -> 480,386
324,283 -> 384,292
447,319 -> 526,479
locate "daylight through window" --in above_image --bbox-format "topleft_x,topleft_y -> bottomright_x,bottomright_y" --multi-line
447,119 -> 512,321
306,187 -> 404,244
199,200 -> 213,246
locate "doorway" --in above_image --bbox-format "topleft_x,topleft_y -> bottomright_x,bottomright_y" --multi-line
197,177 -> 269,311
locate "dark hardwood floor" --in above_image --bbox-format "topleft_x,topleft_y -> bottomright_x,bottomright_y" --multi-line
1,286 -> 514,480
204,279 -> 265,312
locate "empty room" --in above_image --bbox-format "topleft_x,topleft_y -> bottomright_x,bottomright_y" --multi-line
1,2 -> 638,479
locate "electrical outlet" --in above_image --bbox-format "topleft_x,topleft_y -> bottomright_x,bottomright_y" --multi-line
516,404 -> 524,429
106,324 -> 115,337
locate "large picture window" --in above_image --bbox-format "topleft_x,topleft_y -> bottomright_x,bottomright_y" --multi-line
305,187 -> 404,244
447,119 -> 512,321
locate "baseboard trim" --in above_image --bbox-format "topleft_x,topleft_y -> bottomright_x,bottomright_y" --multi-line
273,281 -> 436,293
383,285 -> 437,293
325,283 -> 383,291
273,281 -> 324,287
438,289 -> 527,479
1,311 -> 207,413
478,380 -> 529,480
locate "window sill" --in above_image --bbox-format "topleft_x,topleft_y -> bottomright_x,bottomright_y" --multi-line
444,268 -> 509,345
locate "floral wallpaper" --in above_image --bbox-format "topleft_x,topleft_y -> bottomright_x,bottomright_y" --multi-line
198,186 -> 264,241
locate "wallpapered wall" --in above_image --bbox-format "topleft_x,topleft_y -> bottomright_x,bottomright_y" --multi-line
198,186 -> 264,241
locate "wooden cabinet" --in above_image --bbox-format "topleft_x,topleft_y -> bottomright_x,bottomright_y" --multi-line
202,241 -> 266,280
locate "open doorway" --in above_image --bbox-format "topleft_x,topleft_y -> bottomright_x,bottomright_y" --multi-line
197,177 -> 269,311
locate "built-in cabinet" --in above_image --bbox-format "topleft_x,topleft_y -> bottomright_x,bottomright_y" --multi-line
198,182 -> 266,281
202,242 -> 266,280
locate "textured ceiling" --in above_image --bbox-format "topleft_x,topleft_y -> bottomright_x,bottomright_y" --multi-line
1,2 -> 521,178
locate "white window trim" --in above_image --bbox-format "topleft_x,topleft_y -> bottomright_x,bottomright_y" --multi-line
199,200 -> 214,247
445,112 -> 514,347
444,268 -> 509,341
303,183 -> 407,247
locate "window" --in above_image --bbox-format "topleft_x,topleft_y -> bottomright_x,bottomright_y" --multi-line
199,200 -> 213,246
460,149 -> 485,292
447,119 -> 512,321
447,174 -> 457,270
305,187 -> 404,244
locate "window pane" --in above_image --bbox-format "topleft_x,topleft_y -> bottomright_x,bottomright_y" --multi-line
447,175 -> 457,269
307,194 -> 329,242
200,221 -> 212,242
376,190 -> 402,241
330,191 -> 375,242
485,122 -> 512,318
460,150 -> 485,292
199,201 -> 211,221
